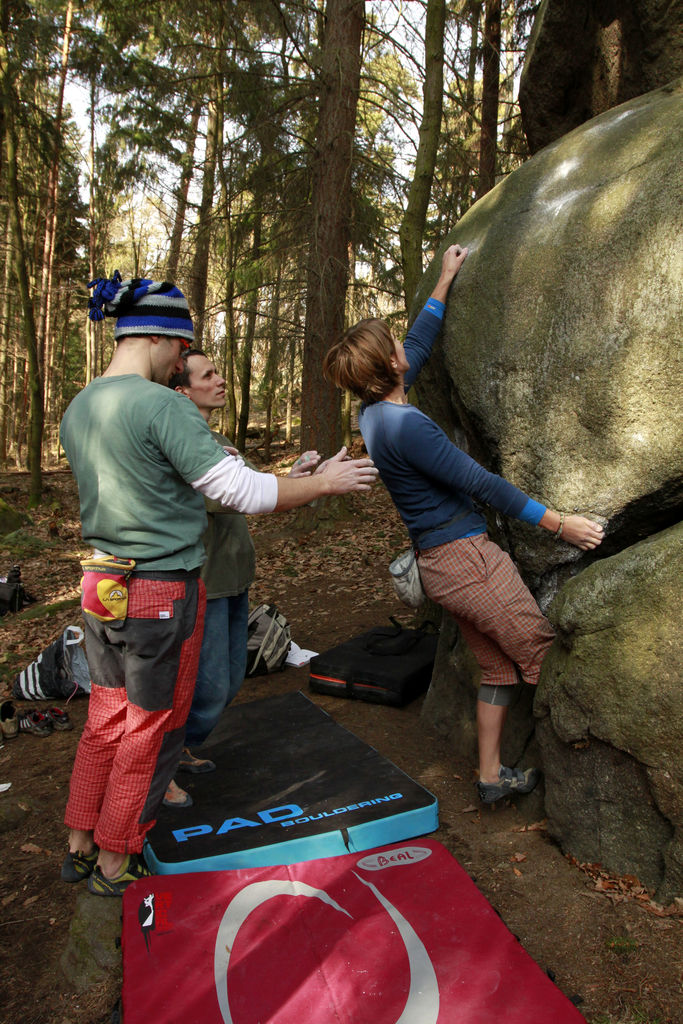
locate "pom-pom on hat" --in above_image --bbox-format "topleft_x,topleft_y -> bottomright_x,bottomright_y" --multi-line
87,271 -> 194,346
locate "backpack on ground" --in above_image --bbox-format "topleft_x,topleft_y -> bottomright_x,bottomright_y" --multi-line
245,603 -> 291,676
0,565 -> 27,616
13,625 -> 91,700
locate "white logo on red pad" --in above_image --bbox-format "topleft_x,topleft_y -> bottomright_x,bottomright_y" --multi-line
356,846 -> 432,871
213,870 -> 440,1024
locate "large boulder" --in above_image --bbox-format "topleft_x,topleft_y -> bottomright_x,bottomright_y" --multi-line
414,80 -> 682,605
535,523 -> 683,901
519,0 -> 683,153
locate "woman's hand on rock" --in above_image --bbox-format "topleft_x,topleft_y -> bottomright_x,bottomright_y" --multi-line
562,515 -> 605,550
441,244 -> 468,280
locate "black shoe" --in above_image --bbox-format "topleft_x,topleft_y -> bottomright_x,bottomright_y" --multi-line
46,706 -> 73,731
162,780 -> 193,808
477,765 -> 540,804
61,847 -> 99,882
17,710 -> 53,737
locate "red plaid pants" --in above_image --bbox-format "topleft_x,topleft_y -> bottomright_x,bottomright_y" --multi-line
418,533 -> 555,688
64,572 -> 206,854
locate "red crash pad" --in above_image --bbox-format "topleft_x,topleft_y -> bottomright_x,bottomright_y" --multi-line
122,838 -> 585,1023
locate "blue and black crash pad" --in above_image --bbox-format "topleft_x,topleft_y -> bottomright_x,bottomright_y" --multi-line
144,691 -> 438,874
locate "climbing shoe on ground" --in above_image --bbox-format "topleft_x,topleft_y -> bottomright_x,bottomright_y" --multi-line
61,846 -> 99,882
87,853 -> 151,897
177,747 -> 216,773
46,706 -> 73,731
477,765 -> 541,804
17,710 -> 53,736
0,700 -> 18,739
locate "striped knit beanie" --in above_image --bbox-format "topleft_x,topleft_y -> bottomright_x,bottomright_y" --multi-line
87,270 -> 194,345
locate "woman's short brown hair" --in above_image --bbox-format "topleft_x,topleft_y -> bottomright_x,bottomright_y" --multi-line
322,318 -> 400,405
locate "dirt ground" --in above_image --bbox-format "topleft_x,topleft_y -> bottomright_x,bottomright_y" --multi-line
0,460 -> 680,1024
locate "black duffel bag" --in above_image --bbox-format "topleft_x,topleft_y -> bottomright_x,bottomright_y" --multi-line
309,617 -> 438,708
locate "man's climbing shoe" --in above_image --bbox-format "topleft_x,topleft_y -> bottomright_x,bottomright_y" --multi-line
163,779 -> 193,808
61,846 -> 99,882
177,747 -> 216,774
477,765 -> 541,804
87,853 -> 151,897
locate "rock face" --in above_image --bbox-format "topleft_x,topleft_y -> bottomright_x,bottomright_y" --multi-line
519,0 -> 683,153
414,83 -> 682,895
60,891 -> 122,991
0,496 -> 28,536
536,523 -> 683,900
414,81 -> 682,604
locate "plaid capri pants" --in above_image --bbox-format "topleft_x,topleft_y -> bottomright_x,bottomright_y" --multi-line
64,571 -> 206,854
417,533 -> 555,689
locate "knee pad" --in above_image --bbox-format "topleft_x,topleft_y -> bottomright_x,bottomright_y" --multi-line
478,683 -> 516,707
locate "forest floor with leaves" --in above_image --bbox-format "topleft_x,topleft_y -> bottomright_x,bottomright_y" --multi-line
0,452 -> 680,1024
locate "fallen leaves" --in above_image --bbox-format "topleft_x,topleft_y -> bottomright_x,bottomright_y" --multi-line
20,841 -> 41,854
20,841 -> 51,856
566,854 -> 683,916
509,852 -> 527,877
512,819 -> 547,833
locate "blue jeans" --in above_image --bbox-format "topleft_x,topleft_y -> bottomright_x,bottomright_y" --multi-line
184,590 -> 249,748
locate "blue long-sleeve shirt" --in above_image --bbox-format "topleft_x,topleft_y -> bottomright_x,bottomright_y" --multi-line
358,300 -> 546,549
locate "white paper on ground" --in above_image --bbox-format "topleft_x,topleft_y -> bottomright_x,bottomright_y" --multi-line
285,641 -> 318,668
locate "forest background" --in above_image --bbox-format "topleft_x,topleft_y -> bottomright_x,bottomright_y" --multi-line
1,0 -> 534,502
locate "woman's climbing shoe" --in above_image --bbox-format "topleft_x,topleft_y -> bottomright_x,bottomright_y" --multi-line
477,765 -> 540,804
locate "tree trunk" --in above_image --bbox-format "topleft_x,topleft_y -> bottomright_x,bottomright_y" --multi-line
214,95 -> 237,441
458,0 -> 482,217
236,210 -> 262,452
285,333 -> 295,444
86,72 -> 98,384
300,0 -> 364,455
37,0 -> 73,435
188,88 -> 219,346
222,276 -> 238,442
499,0 -> 520,164
166,100 -> 200,282
1,29 -> 43,501
476,0 -> 501,200
0,210 -> 13,465
263,262 -> 282,462
399,0 -> 445,311
342,388 -> 352,449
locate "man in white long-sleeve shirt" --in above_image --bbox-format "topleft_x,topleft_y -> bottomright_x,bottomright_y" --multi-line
59,274 -> 377,896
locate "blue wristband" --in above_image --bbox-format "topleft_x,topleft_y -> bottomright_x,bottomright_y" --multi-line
519,498 -> 546,525
424,298 -> 446,320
